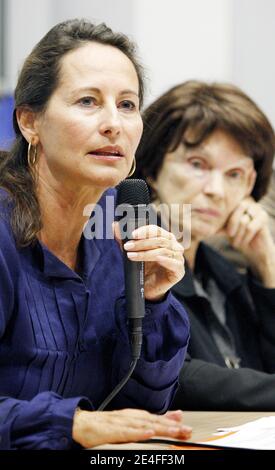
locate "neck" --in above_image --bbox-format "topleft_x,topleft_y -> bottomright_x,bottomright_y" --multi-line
37,175 -> 104,271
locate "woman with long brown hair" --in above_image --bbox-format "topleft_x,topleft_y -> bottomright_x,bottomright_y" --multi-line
0,19 -> 191,449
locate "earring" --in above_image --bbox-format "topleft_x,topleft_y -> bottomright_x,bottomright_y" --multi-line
27,141 -> 37,166
128,157 -> 136,177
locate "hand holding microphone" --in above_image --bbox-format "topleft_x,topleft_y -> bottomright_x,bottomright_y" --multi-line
114,180 -> 185,303
98,179 -> 185,409
115,179 -> 185,359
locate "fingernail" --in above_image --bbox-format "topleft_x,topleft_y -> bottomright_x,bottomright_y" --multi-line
124,241 -> 135,249
181,426 -> 192,432
127,252 -> 137,258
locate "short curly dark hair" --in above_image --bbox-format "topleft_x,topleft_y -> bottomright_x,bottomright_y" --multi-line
135,80 -> 275,201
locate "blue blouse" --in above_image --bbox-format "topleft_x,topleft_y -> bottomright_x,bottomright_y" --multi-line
0,189 -> 189,450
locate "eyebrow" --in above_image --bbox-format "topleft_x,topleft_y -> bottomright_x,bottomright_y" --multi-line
186,145 -> 212,159
72,87 -> 139,98
185,146 -> 253,170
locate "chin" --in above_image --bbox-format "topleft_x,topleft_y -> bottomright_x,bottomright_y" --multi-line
90,170 -> 127,190
192,222 -> 219,240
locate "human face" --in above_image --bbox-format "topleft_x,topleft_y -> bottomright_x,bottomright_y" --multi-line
34,42 -> 143,194
151,129 -> 256,241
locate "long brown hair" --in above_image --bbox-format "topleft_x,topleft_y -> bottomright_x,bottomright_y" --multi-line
135,80 -> 275,201
0,18 -> 145,247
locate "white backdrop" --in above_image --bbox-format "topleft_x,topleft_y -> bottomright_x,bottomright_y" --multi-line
3,0 -> 275,127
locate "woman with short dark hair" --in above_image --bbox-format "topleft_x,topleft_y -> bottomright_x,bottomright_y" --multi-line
135,80 -> 275,410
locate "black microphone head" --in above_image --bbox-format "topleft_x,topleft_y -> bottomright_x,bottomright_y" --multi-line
116,179 -> 150,206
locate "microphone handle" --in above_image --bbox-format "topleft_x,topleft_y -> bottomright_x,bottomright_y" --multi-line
123,253 -> 145,359
120,208 -> 147,359
122,210 -> 147,321
123,254 -> 145,319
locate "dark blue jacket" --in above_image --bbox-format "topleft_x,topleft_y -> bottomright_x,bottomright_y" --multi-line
0,189 -> 189,449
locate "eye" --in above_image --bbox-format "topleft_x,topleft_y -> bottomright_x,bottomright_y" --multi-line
78,96 -> 97,107
227,170 -> 243,179
118,100 -> 137,111
188,158 -> 207,170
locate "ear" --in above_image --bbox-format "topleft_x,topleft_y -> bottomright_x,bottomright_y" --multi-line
16,107 -> 39,144
245,168 -> 257,197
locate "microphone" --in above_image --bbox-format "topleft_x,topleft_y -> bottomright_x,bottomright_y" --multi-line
116,179 -> 150,360
97,179 -> 150,410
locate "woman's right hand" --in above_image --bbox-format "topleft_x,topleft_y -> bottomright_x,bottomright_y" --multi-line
72,408 -> 192,448
223,197 -> 275,287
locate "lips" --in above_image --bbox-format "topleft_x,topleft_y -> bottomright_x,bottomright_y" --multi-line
193,207 -> 221,217
89,146 -> 124,157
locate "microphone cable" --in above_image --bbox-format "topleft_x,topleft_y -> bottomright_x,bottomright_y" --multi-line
97,359 -> 138,411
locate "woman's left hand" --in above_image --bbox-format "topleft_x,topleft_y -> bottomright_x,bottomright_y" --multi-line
114,223 -> 185,301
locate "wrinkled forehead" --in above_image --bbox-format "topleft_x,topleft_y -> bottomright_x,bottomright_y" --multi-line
182,137 -> 255,173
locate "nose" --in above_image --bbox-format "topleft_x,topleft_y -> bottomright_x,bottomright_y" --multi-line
98,105 -> 121,138
203,169 -> 225,199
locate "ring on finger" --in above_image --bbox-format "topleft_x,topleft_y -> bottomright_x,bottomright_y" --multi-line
244,210 -> 253,221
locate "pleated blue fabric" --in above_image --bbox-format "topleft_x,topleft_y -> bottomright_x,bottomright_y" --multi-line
0,189 -> 189,449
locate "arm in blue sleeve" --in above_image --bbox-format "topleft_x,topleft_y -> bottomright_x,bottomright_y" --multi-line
0,393 -> 92,450
111,292 -> 190,413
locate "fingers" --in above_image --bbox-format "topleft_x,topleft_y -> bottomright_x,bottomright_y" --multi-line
226,200 -> 269,248
230,212 -> 253,247
112,409 -> 192,439
226,200 -> 252,238
113,223 -> 182,258
73,408 -> 192,448
124,237 -> 183,253
164,409 -> 185,422
113,222 -> 174,243
116,223 -> 185,300
124,225 -> 184,263
154,255 -> 185,280
241,217 -> 268,246
124,239 -> 184,262
132,225 -> 175,240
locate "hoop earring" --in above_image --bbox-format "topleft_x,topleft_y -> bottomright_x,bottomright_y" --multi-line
128,157 -> 136,177
27,141 -> 37,166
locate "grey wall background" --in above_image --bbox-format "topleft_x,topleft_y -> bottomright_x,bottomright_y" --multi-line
1,0 -> 275,127
232,0 -> 275,127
